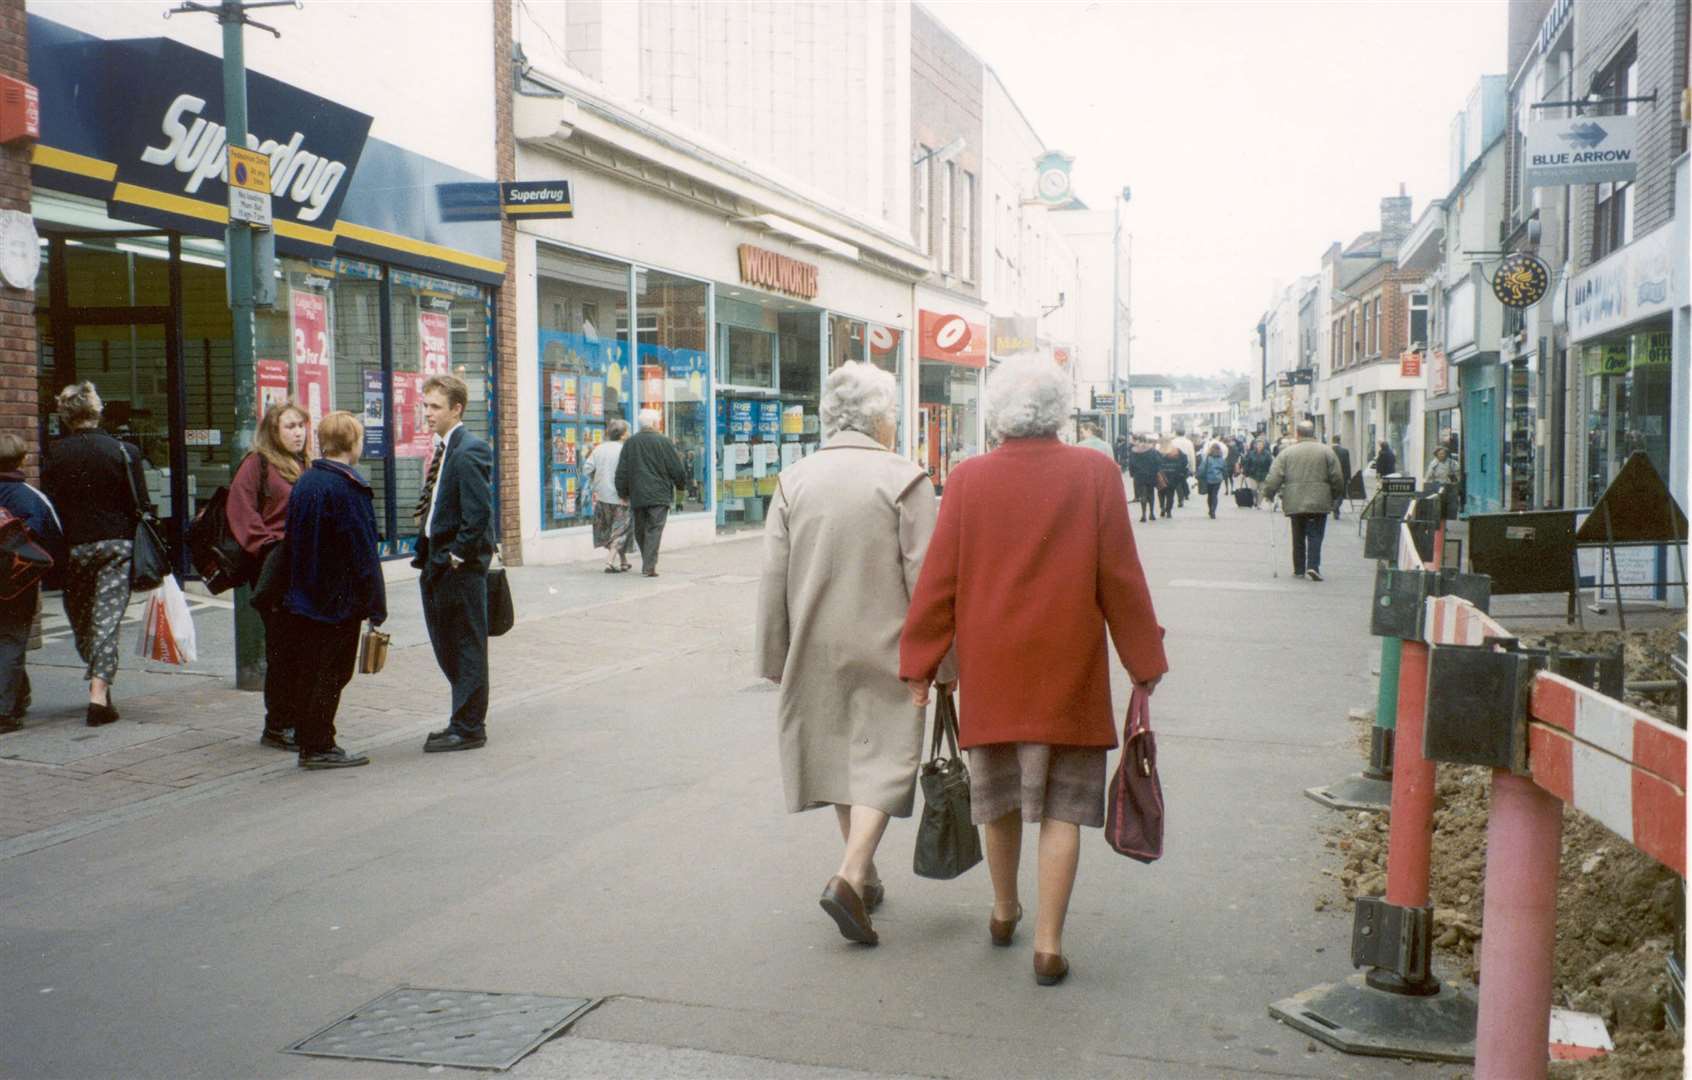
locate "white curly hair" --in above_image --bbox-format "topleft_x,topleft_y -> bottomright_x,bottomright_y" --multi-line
820,361 -> 899,441
985,357 -> 1073,440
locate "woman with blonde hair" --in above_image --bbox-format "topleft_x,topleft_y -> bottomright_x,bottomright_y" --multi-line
41,382 -> 146,726
756,361 -> 950,946
230,401 -> 311,750
901,357 -> 1167,986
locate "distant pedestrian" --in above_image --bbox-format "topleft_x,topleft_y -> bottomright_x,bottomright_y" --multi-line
279,412 -> 387,769
0,434 -> 62,733
1372,441 -> 1398,478
1156,439 -> 1187,519
584,419 -> 634,573
1197,441 -> 1228,519
1260,420 -> 1346,581
1425,444 -> 1459,485
229,402 -> 310,752
1127,435 -> 1162,523
756,362 -> 948,947
1113,435 -> 1129,469
1329,436 -> 1352,521
1239,437 -> 1272,506
41,382 -> 145,727
1223,436 -> 1241,493
1077,422 -> 1113,460
1170,429 -> 1196,507
413,374 -> 496,754
615,408 -> 689,578
900,357 -> 1168,988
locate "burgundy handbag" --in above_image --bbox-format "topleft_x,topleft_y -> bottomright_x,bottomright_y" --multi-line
1105,688 -> 1163,863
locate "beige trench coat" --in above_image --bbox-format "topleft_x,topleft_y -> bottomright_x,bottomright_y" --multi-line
756,431 -> 946,816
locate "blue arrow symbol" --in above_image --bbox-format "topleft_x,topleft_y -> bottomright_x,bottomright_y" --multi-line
1558,122 -> 1608,149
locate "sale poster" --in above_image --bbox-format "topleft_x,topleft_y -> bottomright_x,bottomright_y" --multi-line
291,292 -> 332,453
587,380 -> 605,420
256,359 -> 290,420
392,373 -> 433,459
419,310 -> 451,375
361,370 -> 386,457
729,399 -> 755,440
641,365 -> 665,415
782,404 -> 804,436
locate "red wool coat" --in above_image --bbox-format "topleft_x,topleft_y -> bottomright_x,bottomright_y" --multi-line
899,437 -> 1169,749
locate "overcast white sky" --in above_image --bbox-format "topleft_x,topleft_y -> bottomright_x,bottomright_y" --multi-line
925,0 -> 1510,379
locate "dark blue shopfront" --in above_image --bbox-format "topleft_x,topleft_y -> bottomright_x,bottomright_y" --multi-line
26,16 -> 506,562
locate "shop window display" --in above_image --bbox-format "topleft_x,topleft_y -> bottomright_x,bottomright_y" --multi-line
917,363 -> 981,494
827,314 -> 904,449
633,268 -> 709,514
537,246 -> 632,532
1584,330 -> 1672,504
716,304 -> 822,530
389,270 -> 492,549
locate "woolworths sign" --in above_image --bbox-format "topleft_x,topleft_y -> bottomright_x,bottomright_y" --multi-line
1524,115 -> 1637,187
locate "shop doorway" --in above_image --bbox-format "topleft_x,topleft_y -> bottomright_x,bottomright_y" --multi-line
35,230 -> 231,571
1465,385 -> 1500,514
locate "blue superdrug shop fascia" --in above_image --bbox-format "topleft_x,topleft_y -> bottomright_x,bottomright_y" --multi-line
27,15 -> 505,285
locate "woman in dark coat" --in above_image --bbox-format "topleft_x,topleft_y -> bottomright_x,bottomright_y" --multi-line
1127,436 -> 1162,524
901,358 -> 1168,988
1156,438 -> 1188,519
1239,438 -> 1273,506
278,411 -> 387,769
1372,441 -> 1398,477
41,382 -> 145,726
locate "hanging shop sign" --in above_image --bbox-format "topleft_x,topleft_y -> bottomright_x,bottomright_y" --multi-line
1090,391 -> 1119,412
1052,345 -> 1072,368
1399,351 -> 1423,378
1277,368 -> 1314,387
500,180 -> 573,219
918,309 -> 987,368
1568,224 -> 1676,343
1428,349 -> 1451,396
990,315 -> 1037,356
1490,252 -> 1551,308
1524,115 -> 1637,187
737,244 -> 818,300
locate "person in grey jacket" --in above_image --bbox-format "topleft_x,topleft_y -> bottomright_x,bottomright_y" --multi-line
583,420 -> 633,573
1260,420 -> 1346,581
614,409 -> 689,577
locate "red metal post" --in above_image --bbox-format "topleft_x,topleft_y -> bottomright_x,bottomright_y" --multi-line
1474,771 -> 1563,1080
1385,639 -> 1434,907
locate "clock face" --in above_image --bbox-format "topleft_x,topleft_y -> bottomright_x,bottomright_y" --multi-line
1491,253 -> 1550,308
1037,167 -> 1069,200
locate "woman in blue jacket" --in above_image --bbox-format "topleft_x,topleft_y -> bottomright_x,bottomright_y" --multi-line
279,411 -> 387,769
1198,442 -> 1229,519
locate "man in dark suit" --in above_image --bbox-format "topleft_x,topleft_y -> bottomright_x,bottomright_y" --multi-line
1330,436 -> 1352,520
412,374 -> 495,752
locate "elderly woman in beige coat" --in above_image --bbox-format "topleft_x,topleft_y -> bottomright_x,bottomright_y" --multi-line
756,360 -> 948,948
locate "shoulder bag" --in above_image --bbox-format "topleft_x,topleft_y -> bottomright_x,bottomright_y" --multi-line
1105,687 -> 1164,863
116,440 -> 169,592
487,547 -> 514,637
913,690 -> 983,880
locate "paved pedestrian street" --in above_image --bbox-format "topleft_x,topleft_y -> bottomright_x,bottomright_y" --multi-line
0,503 -> 1479,1080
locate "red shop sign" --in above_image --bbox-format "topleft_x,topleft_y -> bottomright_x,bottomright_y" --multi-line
918,309 -> 987,368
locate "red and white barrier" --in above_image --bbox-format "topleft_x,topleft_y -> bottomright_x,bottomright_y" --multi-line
1527,673 -> 1687,877
1424,595 -> 1511,647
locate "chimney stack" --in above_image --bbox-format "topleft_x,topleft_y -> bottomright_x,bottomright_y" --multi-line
1380,186 -> 1412,244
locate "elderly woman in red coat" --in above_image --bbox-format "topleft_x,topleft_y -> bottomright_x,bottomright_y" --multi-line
900,356 -> 1168,987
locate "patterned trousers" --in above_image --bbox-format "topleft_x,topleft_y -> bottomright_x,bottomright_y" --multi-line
64,540 -> 132,684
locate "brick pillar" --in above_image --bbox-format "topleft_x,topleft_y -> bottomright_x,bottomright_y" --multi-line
0,0 -> 39,480
492,0 -> 522,564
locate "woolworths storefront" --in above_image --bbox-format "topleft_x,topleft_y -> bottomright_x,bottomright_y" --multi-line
24,15 -> 505,566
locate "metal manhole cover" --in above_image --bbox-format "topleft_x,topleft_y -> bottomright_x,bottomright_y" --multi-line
286,986 -> 597,1070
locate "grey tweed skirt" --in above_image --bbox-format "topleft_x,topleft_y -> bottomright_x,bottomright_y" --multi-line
967,742 -> 1107,828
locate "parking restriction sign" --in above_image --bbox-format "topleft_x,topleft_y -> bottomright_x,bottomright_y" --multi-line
227,145 -> 273,227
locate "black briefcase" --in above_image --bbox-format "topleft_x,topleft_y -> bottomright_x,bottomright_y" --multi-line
487,567 -> 514,636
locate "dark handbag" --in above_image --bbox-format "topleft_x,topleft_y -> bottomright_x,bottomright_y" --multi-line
1106,688 -> 1164,863
249,540 -> 290,613
487,563 -> 514,637
913,690 -> 983,880
115,442 -> 169,591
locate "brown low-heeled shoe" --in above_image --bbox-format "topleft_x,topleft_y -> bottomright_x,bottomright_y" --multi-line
819,875 -> 878,946
1034,952 -> 1069,986
989,903 -> 1022,946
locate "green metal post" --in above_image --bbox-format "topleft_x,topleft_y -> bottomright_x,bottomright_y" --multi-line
1375,635 -> 1402,731
222,1 -> 265,692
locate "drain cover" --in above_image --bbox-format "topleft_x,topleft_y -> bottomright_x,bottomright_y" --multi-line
286,986 -> 596,1070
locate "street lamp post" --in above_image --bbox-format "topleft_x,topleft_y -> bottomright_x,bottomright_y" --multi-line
1109,187 -> 1131,442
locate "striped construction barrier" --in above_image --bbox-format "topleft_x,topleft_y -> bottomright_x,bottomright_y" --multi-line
1421,594 -> 1688,1079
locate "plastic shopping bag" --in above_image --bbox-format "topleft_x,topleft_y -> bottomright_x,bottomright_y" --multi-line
134,589 -> 160,660
135,577 -> 197,666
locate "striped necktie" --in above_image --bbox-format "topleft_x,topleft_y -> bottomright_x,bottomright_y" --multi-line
413,437 -> 444,526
